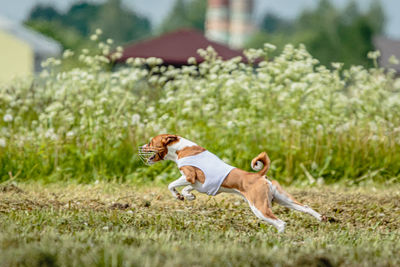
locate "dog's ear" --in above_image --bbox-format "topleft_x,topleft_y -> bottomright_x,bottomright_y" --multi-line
162,135 -> 178,146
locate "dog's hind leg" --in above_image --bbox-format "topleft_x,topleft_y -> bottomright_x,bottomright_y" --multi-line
269,180 -> 322,221
242,182 -> 286,233
247,201 -> 286,233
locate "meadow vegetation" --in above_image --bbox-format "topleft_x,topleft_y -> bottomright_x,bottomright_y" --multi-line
0,182 -> 399,267
1,31 -> 400,266
1,31 -> 400,184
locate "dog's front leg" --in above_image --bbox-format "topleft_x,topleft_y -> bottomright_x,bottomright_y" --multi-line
168,176 -> 191,201
182,185 -> 196,201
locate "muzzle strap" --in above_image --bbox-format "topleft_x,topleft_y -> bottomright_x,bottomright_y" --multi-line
138,146 -> 162,165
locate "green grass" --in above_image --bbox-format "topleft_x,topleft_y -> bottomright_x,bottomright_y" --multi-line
1,182 -> 399,266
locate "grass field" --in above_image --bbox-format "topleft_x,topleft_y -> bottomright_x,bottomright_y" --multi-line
1,182 -> 399,267
1,40 -> 400,266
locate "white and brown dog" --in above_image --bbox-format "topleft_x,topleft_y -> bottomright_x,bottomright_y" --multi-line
139,134 -> 324,233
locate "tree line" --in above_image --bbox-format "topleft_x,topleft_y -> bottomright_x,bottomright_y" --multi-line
249,0 -> 385,67
26,0 -> 385,67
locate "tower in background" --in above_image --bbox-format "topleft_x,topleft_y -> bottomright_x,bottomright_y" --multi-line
229,0 -> 254,48
205,0 -> 254,49
205,0 -> 230,45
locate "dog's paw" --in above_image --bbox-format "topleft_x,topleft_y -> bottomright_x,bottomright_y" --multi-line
183,193 -> 196,201
176,193 -> 184,201
277,222 -> 286,233
322,215 -> 338,223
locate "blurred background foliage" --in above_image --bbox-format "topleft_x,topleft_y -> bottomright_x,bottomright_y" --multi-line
25,0 -> 384,67
247,0 -> 385,67
157,0 -> 207,34
26,0 -> 151,50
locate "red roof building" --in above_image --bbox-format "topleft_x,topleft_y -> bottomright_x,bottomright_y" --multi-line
117,29 -> 245,66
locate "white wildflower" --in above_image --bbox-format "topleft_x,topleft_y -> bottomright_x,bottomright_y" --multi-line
40,70 -> 49,78
290,119 -> 303,127
331,62 -> 344,69
102,48 -> 110,55
367,50 -> 381,60
133,58 -> 145,66
62,49 -> 74,59
197,48 -> 207,58
41,60 -> 49,68
146,107 -> 155,114
187,57 -> 197,65
244,48 -> 264,62
226,79 -> 235,87
389,55 -> 399,65
146,57 -> 163,66
3,114 -> 13,122
131,114 -> 141,125
369,135 -> 379,141
209,74 -> 218,80
45,128 -> 58,141
66,131 -> 75,138
116,46 -> 124,53
311,162 -> 318,170
264,43 -> 276,52
84,99 -> 94,107
90,34 -> 98,41
317,177 -> 325,186
111,52 -> 122,60
227,121 -> 234,128
369,122 -> 378,132
0,138 -> 6,147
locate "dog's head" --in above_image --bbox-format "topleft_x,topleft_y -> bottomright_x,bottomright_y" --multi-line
138,134 -> 179,165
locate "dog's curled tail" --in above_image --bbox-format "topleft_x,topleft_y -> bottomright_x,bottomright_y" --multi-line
251,152 -> 271,176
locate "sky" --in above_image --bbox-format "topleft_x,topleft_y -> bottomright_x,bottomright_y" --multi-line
1,0 -> 400,39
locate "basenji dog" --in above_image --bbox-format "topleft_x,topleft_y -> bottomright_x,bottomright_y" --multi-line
139,134 -> 324,233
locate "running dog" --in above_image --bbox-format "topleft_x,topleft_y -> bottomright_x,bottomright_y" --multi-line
139,134 -> 324,233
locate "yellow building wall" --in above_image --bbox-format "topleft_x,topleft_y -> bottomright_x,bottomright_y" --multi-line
0,30 -> 33,83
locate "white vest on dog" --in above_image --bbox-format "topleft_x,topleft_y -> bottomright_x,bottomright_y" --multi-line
177,151 -> 235,196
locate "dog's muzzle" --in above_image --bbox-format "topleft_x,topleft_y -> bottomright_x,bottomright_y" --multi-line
138,145 -> 159,166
